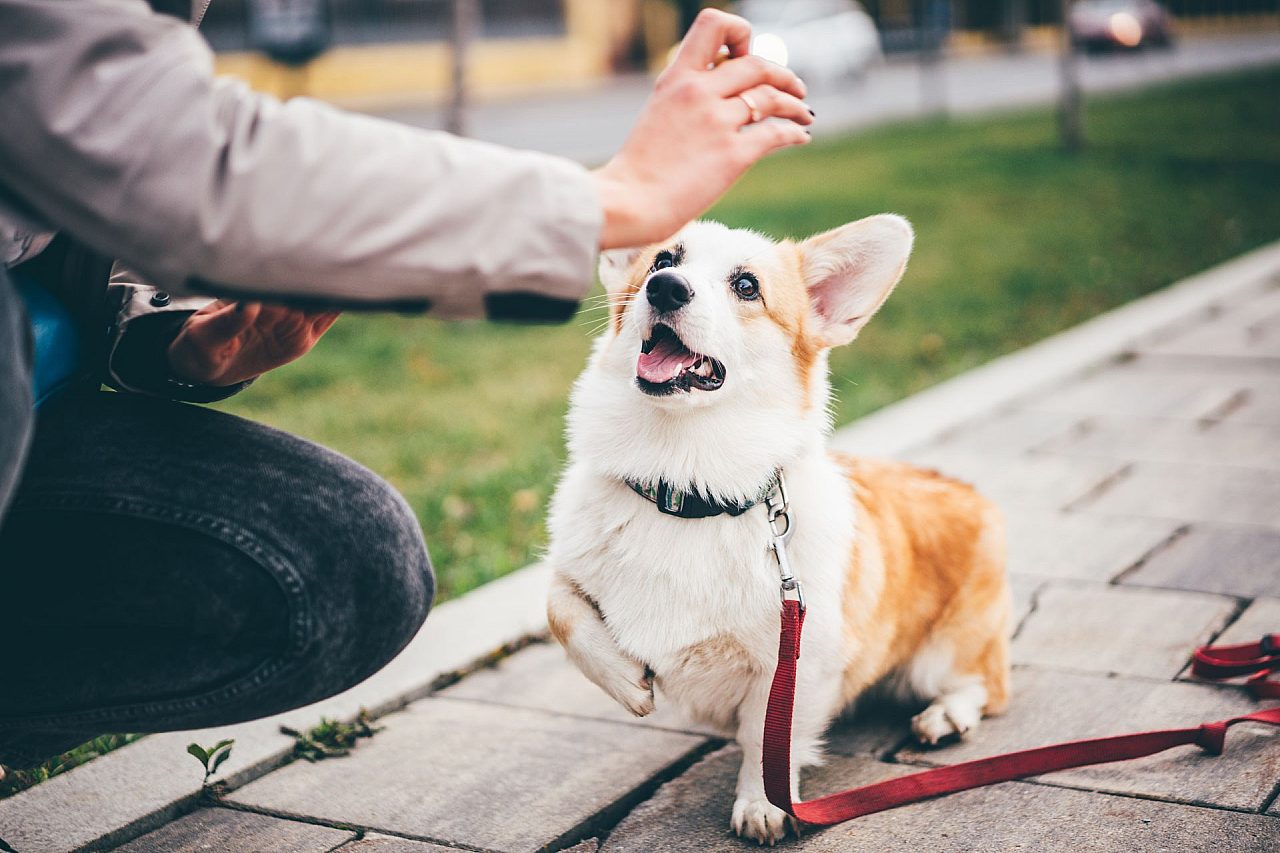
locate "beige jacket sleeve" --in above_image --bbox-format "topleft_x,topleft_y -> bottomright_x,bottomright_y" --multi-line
0,0 -> 601,319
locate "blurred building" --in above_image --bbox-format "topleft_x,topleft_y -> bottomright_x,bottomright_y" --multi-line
210,0 -> 1279,104
209,0 -> 652,103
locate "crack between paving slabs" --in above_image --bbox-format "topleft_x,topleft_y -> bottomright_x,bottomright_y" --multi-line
429,693 -> 719,741
71,632 -> 556,852
1061,462 -> 1135,514
1108,524 -> 1192,586
1025,416 -> 1098,457
1010,579 -> 1046,642
1260,776 -> 1280,815
70,788 -> 207,853
541,737 -> 727,852
1197,388 -> 1252,431
1170,595 -> 1256,683
198,724 -> 726,852
324,830 -> 366,853
211,800 -> 505,853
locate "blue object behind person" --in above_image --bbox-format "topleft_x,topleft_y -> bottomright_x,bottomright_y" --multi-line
13,270 -> 84,408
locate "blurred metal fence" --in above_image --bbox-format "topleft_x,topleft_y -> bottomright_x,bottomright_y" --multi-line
200,0 -> 565,52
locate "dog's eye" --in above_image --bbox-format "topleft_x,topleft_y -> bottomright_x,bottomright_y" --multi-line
652,251 -> 677,272
731,273 -> 760,301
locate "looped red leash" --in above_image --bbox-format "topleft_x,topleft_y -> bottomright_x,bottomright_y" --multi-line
762,600 -> 1280,827
1191,633 -> 1280,698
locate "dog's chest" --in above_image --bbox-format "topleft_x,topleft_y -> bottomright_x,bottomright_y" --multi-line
549,461 -> 854,673
557,483 -> 780,663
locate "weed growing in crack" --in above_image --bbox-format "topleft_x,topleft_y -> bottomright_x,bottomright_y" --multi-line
187,738 -> 235,788
281,710 -> 381,762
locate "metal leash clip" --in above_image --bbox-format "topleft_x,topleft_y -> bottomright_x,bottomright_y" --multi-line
764,472 -> 805,612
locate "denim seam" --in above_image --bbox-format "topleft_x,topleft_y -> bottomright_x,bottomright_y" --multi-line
0,491 -> 315,731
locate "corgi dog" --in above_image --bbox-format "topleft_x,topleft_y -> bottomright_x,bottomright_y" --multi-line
546,216 -> 1011,844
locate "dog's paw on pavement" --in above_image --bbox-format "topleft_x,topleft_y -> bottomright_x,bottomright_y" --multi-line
732,796 -> 798,846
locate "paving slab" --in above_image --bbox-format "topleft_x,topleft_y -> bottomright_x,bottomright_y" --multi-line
1079,460 -> 1280,529
929,407 -> 1083,455
831,245 -> 1280,460
1020,357 -> 1251,421
1011,583 -> 1237,679
440,642 -> 720,737
600,744 -> 1280,852
334,833 -> 470,852
0,718 -> 291,853
1003,508 -> 1182,582
114,807 -> 355,852
228,697 -> 709,852
1038,416 -> 1280,472
895,668 -> 1280,811
1140,284 -> 1280,361
900,447 -> 1125,513
1121,525 -> 1280,598
1225,372 -> 1280,425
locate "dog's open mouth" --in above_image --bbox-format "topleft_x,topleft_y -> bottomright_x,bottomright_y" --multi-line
636,323 -> 725,395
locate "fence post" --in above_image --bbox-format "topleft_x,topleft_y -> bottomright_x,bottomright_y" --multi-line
447,0 -> 480,137
1057,0 -> 1084,152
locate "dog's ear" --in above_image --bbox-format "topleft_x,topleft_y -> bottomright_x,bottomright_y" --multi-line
597,247 -> 647,293
799,214 -> 914,348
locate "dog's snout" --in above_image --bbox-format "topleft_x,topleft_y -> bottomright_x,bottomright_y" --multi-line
646,272 -> 694,314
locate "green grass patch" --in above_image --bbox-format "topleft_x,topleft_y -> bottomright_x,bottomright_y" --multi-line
218,68 -> 1280,602
0,734 -> 142,798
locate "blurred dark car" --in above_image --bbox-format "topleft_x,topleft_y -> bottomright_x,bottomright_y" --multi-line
1069,0 -> 1174,52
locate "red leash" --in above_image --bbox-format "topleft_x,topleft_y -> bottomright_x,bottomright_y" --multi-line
762,599 -> 1280,826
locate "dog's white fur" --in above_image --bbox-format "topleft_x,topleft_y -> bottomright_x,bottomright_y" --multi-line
547,218 -> 1008,844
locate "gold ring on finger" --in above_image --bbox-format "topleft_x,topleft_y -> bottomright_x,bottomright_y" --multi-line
737,92 -> 763,124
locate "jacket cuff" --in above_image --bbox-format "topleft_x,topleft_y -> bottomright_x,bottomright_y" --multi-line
482,156 -> 600,323
106,286 -> 252,403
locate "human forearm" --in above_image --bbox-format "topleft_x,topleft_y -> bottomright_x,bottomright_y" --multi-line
0,0 -> 600,315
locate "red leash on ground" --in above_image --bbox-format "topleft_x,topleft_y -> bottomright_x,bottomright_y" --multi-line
762,600 -> 1280,826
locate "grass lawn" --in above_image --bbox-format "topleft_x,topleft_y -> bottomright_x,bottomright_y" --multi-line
218,67 -> 1280,602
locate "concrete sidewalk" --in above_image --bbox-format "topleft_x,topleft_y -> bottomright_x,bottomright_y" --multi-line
88,247 -> 1280,851
3,242 -> 1278,851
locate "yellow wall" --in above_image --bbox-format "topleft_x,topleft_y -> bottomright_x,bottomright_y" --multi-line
214,0 -> 639,105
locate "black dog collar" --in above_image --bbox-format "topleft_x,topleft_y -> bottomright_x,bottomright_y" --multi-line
625,471 -> 780,519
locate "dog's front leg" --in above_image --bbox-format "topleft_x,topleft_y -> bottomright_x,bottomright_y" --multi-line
547,571 -> 655,717
730,678 -> 801,845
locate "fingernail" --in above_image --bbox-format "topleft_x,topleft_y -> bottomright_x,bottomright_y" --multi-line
807,106 -> 815,117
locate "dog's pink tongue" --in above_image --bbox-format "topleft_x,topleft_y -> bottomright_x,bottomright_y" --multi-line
637,336 -> 692,383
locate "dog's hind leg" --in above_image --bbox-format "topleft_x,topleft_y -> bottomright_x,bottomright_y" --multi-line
547,571 -> 656,717
909,507 -> 1011,746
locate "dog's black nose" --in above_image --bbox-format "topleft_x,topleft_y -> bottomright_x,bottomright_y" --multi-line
646,271 -> 694,314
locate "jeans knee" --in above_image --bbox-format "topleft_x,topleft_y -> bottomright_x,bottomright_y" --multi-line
283,455 -> 433,697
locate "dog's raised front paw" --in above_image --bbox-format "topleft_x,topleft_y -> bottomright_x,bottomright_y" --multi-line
911,698 -> 981,746
731,796 -> 797,846
606,667 -> 656,717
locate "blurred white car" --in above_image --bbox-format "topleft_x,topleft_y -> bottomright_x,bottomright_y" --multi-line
736,0 -> 883,83
1069,0 -> 1175,52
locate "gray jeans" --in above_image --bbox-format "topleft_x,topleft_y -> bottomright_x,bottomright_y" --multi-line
0,270 -> 434,768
